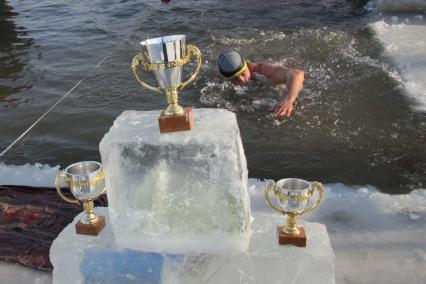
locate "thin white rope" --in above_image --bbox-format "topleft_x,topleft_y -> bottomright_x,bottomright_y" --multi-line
0,51 -> 115,158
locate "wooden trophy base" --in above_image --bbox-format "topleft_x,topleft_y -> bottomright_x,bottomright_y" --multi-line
75,216 -> 105,236
158,107 -> 193,133
276,226 -> 307,247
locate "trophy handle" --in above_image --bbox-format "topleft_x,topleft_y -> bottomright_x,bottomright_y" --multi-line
264,180 -> 286,215
300,181 -> 324,215
131,53 -> 163,94
178,44 -> 202,90
55,171 -> 80,205
99,168 -> 107,195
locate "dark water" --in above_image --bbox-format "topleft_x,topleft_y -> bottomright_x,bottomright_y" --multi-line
0,0 -> 424,193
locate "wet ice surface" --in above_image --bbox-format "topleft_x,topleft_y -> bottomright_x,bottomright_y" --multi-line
99,109 -> 251,253
0,164 -> 425,283
371,14 -> 426,112
50,207 -> 335,284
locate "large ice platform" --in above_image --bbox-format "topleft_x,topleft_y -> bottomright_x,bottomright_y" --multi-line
50,207 -> 335,284
99,109 -> 251,253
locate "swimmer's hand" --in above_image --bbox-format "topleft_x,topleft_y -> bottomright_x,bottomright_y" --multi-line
271,97 -> 295,118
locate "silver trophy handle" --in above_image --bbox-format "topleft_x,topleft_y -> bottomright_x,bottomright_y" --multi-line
264,180 -> 286,215
55,170 -> 80,205
131,53 -> 163,94
178,45 -> 202,90
301,181 -> 324,215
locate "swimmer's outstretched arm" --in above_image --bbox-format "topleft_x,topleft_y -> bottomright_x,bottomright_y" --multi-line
248,62 -> 305,117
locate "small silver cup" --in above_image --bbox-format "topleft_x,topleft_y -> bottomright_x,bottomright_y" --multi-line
55,161 -> 106,233
264,178 -> 324,236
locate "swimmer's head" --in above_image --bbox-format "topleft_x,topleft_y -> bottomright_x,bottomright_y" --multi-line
217,51 -> 250,84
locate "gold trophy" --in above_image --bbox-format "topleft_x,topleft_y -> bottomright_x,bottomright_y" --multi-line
131,35 -> 202,133
264,178 -> 324,247
55,161 -> 106,236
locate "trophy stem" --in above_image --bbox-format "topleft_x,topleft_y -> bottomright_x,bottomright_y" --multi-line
283,214 -> 300,235
81,200 -> 99,225
164,89 -> 184,116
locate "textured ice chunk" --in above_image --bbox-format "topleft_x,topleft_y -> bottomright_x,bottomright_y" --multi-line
50,207 -> 335,284
0,162 -> 59,187
99,109 -> 251,253
376,0 -> 426,13
371,16 -> 426,111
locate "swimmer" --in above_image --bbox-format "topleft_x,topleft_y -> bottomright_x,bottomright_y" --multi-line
217,51 -> 304,117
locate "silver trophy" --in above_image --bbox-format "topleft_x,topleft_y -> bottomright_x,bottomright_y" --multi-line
264,178 -> 324,247
132,34 -> 202,133
55,161 -> 106,236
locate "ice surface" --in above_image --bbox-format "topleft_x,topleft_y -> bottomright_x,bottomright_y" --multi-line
0,162 -> 59,186
0,261 -> 51,284
373,0 -> 426,13
50,207 -> 335,284
99,109 -> 251,253
371,14 -> 426,111
2,163 -> 425,283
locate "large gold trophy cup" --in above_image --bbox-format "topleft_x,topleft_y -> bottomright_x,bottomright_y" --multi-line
264,178 -> 324,247
55,161 -> 107,236
131,35 -> 202,133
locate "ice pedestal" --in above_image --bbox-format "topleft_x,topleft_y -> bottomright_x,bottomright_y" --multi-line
50,207 -> 335,284
99,109 -> 251,253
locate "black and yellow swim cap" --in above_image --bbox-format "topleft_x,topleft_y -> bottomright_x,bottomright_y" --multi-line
217,51 -> 248,80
